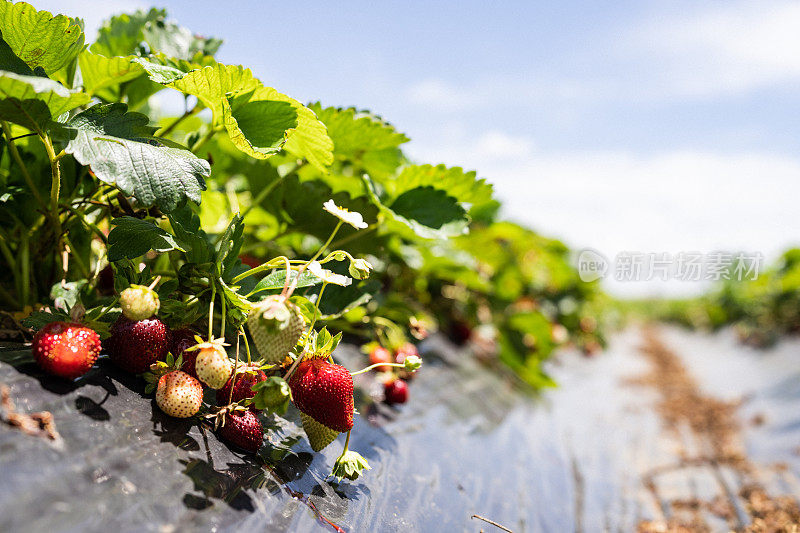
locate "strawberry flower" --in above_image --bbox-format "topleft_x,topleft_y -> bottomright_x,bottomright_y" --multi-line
323,199 -> 368,229
308,261 -> 352,286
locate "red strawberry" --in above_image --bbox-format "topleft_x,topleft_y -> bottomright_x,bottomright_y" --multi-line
155,370 -> 203,418
108,316 -> 170,374
218,363 -> 267,408
171,328 -> 199,378
384,378 -> 408,405
218,409 -> 263,452
32,322 -> 101,379
288,359 -> 354,433
368,346 -> 392,371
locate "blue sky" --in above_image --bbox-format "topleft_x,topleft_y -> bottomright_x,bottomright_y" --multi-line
40,0 -> 800,295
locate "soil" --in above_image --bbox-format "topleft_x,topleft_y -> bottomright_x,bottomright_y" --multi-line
633,327 -> 800,533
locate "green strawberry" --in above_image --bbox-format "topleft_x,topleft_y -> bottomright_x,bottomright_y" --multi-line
247,295 -> 305,363
188,338 -> 232,389
119,284 -> 160,321
300,412 -> 339,452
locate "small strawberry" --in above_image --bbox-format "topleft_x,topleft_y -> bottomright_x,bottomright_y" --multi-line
218,363 -> 267,407
289,359 -> 354,433
247,295 -> 305,363
300,412 -> 339,452
119,284 -> 160,321
384,378 -> 408,405
218,409 -> 263,452
188,337 -> 232,389
107,316 -> 170,374
394,342 -> 418,364
170,328 -> 200,378
32,322 -> 101,379
155,370 -> 203,418
368,346 -> 392,371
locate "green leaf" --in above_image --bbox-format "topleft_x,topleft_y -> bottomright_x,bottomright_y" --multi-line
163,63 -> 332,168
250,270 -> 322,296
91,8 -> 165,57
388,164 -> 493,207
21,309 -> 70,330
217,213 -> 244,279
50,280 -> 87,311
107,216 -> 185,261
78,51 -> 144,98
165,64 -> 294,159
141,18 -> 221,60
219,278 -> 252,327
64,103 -> 209,212
0,31 -> 35,75
167,204 -> 212,263
0,2 -> 84,75
0,70 -> 90,131
362,177 -> 469,239
310,104 -> 408,157
132,57 -> 186,84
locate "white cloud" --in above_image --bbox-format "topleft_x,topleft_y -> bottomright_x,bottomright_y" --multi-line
407,130 -> 800,297
623,0 -> 800,97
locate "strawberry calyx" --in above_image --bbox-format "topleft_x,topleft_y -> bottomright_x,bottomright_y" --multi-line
330,431 -> 370,482
143,351 -> 185,394
204,403 -> 250,431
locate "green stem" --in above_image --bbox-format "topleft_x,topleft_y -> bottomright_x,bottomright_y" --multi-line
1,121 -> 47,213
232,256 -> 290,284
239,326 -> 252,365
330,225 -> 376,250
155,104 -> 200,137
350,362 -> 407,376
219,285 -> 227,339
284,221 -> 343,298
191,126 -> 220,154
337,431 -> 351,460
308,282 -> 327,332
241,174 -> 287,220
62,234 -> 91,279
19,234 -> 29,308
208,283 -> 216,340
41,133 -> 63,241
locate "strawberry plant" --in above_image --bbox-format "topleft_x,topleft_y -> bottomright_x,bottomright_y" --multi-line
0,0 -> 608,481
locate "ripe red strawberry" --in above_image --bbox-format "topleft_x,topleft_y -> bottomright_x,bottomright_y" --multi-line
107,316 -> 170,374
32,322 -> 101,379
170,328 -> 199,378
288,359 -> 354,433
218,409 -> 263,452
368,346 -> 392,371
384,378 -> 408,405
155,370 -> 203,418
218,363 -> 267,407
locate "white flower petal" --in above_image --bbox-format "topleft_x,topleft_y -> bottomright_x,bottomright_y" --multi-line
308,261 -> 353,286
323,199 -> 368,229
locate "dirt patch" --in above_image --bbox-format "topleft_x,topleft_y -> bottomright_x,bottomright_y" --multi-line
632,327 -> 800,533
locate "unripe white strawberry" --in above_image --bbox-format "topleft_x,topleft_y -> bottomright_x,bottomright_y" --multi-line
192,341 -> 233,389
155,370 -> 203,418
247,295 -> 306,363
119,284 -> 160,321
